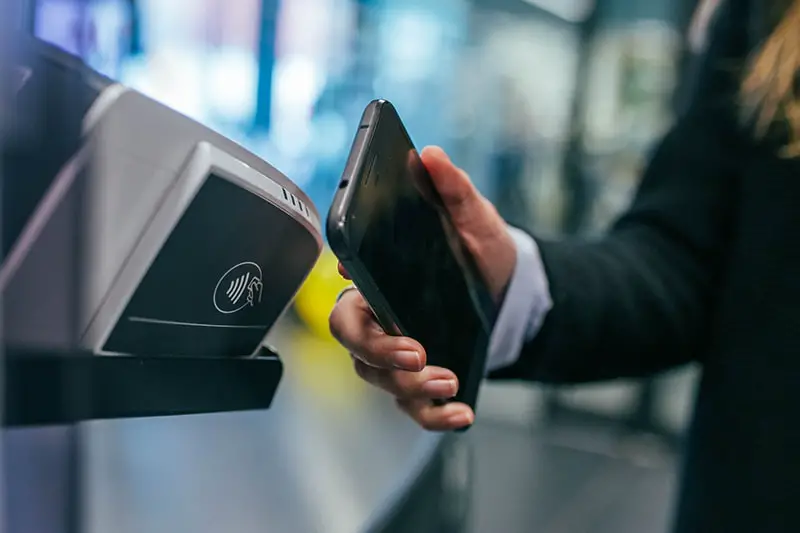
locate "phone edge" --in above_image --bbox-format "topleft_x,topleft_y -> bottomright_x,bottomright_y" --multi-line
326,99 -> 404,335
326,99 -> 489,424
325,100 -> 381,255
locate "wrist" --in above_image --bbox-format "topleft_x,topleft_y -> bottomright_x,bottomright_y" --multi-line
493,224 -> 519,305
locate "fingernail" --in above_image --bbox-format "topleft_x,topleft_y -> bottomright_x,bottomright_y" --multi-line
422,379 -> 457,398
392,350 -> 422,370
449,411 -> 474,428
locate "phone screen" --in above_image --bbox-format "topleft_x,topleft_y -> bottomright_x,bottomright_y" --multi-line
349,105 -> 494,383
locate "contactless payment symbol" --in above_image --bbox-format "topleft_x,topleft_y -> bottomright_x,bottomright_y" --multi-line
213,262 -> 264,314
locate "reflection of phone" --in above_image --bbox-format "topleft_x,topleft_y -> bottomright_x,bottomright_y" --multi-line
326,99 -> 496,424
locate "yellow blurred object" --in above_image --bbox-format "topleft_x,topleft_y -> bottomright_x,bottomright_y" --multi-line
294,247 -> 353,340
287,325 -> 368,408
290,248 -> 366,406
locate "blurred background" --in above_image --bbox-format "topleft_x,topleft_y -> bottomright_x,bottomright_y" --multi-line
6,0 -> 713,531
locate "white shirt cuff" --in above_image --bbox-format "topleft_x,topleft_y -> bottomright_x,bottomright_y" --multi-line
485,226 -> 553,373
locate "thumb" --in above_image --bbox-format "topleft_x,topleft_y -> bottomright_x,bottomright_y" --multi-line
420,146 -> 516,303
420,146 -> 485,226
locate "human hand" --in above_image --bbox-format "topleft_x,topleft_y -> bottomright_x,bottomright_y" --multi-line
328,146 -> 517,431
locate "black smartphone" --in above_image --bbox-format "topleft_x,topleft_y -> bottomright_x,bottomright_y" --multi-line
326,99 -> 496,423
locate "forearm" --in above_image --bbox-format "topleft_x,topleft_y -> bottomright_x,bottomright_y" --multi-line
484,226 -> 704,384
490,229 -> 709,384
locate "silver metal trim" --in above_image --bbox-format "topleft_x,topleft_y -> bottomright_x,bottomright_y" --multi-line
0,82 -> 129,292
82,83 -> 129,134
0,146 -> 90,292
127,317 -> 267,330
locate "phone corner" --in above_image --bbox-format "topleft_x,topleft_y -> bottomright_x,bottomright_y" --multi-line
325,216 -> 350,258
369,98 -> 393,114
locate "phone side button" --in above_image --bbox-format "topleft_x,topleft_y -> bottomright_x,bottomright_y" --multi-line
342,129 -> 368,183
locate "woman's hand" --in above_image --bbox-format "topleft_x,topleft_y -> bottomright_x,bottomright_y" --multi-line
328,146 -> 517,431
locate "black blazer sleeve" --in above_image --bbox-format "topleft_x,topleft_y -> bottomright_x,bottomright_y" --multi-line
490,0 -> 751,384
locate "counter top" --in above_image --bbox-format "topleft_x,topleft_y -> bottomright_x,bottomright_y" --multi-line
79,320 -> 444,533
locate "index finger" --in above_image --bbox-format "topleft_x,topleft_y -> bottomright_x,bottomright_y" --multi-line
329,289 -> 426,371
338,262 -> 351,280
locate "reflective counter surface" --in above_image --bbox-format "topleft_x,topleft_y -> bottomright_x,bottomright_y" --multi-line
23,320 -> 442,533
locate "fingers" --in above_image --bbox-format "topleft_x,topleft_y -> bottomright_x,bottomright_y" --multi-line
419,145 -> 517,303
396,398 -> 475,432
329,288 -> 426,371
420,146 -> 482,225
337,262 -> 351,280
329,285 -> 477,432
353,359 -> 458,399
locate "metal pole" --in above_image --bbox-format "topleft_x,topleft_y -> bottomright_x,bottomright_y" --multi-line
559,2 -> 599,236
253,0 -> 280,132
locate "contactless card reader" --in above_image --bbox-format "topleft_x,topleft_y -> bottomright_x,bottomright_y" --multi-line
83,141 -> 321,357
2,37 -> 322,360
79,93 -> 324,358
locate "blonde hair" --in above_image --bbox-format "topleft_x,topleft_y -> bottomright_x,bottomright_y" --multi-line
740,0 -> 800,157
